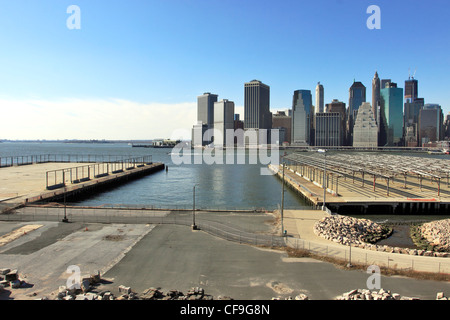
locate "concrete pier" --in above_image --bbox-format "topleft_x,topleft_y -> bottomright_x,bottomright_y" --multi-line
270,164 -> 450,215
0,159 -> 165,206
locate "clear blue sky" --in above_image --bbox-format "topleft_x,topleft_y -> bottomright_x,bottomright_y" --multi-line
0,0 -> 449,139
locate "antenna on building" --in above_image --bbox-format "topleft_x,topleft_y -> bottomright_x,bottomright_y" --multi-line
412,68 -> 417,79
408,67 -> 411,80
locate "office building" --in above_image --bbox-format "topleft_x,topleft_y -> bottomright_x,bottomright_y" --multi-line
419,104 -> 444,145
403,98 -> 424,147
372,71 -> 381,121
348,81 -> 366,144
272,111 -> 292,144
213,99 -> 235,147
191,122 -> 209,147
315,112 -> 343,146
381,79 -> 391,89
380,82 -> 404,146
196,92 -> 218,144
352,102 -> 378,148
291,90 -> 313,145
244,80 -> 272,131
325,99 -> 347,145
315,82 -> 324,113
197,92 -> 218,128
405,77 -> 418,103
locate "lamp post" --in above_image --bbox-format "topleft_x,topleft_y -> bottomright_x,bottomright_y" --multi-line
318,149 -> 327,212
281,161 -> 286,236
62,187 -> 69,223
192,184 -> 198,230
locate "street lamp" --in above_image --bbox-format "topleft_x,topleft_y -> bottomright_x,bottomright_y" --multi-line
192,184 -> 198,230
62,187 -> 69,223
317,149 -> 327,212
280,161 -> 286,236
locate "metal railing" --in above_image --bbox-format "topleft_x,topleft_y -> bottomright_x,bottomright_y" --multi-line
45,156 -> 153,189
0,154 -> 145,168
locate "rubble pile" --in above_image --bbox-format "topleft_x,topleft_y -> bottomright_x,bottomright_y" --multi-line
313,215 -> 392,245
313,215 -> 450,257
49,271 -> 233,300
0,268 -> 30,292
335,288 -> 448,301
420,219 -> 450,252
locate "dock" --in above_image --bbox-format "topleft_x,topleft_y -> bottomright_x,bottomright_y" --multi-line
0,155 -> 165,206
272,152 -> 450,214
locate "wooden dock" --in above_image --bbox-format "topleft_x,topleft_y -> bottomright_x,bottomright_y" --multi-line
0,158 -> 165,206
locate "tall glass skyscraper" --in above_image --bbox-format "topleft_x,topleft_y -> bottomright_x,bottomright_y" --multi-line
380,83 -> 404,146
291,90 -> 312,145
348,81 -> 366,144
315,82 -> 324,113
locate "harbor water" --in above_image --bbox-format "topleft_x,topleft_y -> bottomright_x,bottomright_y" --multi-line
0,142 -> 309,210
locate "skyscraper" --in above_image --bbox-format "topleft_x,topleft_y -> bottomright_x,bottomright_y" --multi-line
403,98 -> 424,147
197,92 -> 218,128
380,82 -> 404,146
419,104 -> 444,145
244,80 -> 271,130
348,81 -> 366,144
213,99 -> 235,147
194,92 -> 218,146
372,71 -> 380,121
272,111 -> 292,144
352,102 -> 378,148
315,112 -> 343,147
291,90 -> 312,145
325,99 -> 346,145
381,79 -> 391,89
405,77 -> 418,103
315,82 -> 324,113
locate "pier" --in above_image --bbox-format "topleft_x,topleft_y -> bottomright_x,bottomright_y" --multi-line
0,155 -> 165,206
272,152 -> 450,214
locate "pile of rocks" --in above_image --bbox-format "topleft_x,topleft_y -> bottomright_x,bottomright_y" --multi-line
313,215 -> 392,246
420,219 -> 450,251
313,215 -> 450,257
51,271 -> 232,300
335,288 -> 448,300
0,268 -> 29,292
272,293 -> 308,300
55,285 -> 232,301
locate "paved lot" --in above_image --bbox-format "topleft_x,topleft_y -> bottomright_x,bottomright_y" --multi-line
1,210 -> 450,300
97,223 -> 450,300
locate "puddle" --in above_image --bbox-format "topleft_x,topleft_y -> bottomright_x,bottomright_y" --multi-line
376,224 -> 418,249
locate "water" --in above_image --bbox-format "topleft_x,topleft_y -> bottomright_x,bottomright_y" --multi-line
0,141 -> 308,210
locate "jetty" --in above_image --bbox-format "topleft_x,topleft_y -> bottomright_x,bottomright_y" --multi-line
0,155 -> 165,207
272,152 -> 450,214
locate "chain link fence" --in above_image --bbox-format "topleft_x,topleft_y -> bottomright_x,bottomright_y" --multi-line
1,205 -> 449,274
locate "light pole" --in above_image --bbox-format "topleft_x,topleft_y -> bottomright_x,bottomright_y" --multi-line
192,184 -> 198,230
62,187 -> 69,223
281,161 -> 286,236
318,149 -> 327,212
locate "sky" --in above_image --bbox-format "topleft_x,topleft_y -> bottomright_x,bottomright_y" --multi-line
0,0 -> 449,140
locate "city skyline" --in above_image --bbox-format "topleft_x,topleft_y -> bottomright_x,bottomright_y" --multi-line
0,0 -> 449,140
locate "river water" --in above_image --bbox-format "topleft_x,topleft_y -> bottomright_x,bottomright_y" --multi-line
0,141 -> 308,210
